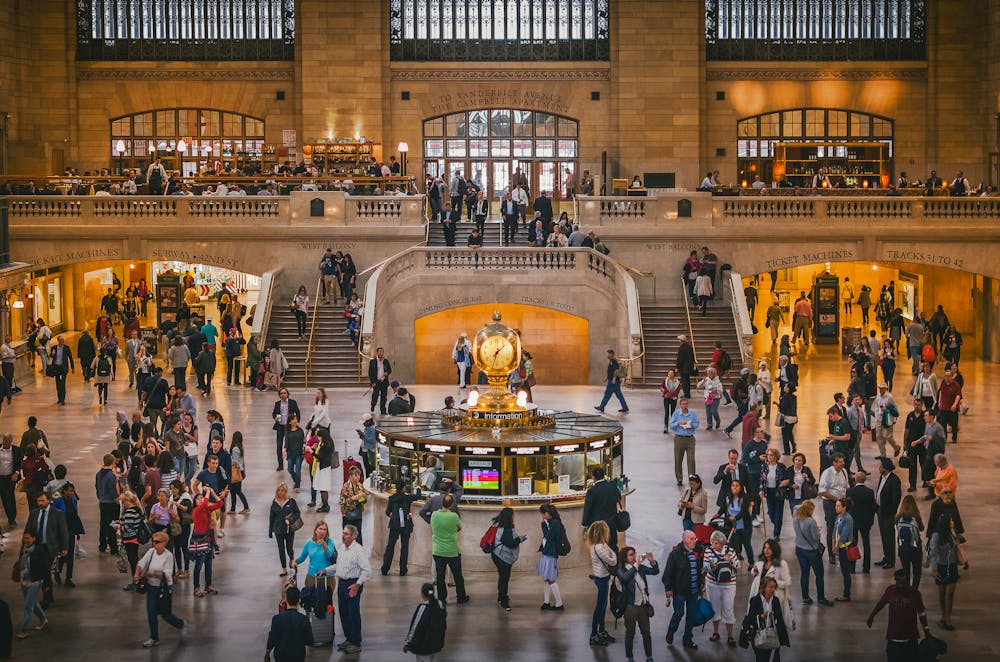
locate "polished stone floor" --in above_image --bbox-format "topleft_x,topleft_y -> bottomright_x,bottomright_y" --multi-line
0,322 -> 997,661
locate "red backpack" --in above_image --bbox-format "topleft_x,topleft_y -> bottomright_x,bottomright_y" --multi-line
921,343 -> 936,363
480,522 -> 499,554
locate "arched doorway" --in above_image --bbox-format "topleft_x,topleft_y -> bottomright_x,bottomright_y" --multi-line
422,109 -> 579,199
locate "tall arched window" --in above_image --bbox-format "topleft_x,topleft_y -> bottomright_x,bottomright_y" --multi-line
77,0 -> 295,60
737,109 -> 894,187
110,109 -> 267,175
706,1 -> 925,60
423,109 -> 579,198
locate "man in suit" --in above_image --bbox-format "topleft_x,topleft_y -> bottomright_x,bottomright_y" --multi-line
500,193 -> 519,246
265,586 -> 314,662
874,457 -> 903,569
440,202 -> 457,247
847,470 -> 878,574
473,191 -> 489,235
776,354 -> 799,391
271,387 -> 301,472
0,433 -> 23,526
368,347 -> 392,415
712,448 -> 750,510
49,336 -> 74,406
531,191 -> 553,240
26,492 -> 68,606
582,467 -> 622,550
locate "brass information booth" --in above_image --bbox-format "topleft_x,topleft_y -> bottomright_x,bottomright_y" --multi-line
368,312 -> 628,572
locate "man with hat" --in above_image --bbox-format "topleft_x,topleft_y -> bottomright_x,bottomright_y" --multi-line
875,457 -> 903,569
675,334 -> 696,398
871,383 -> 902,459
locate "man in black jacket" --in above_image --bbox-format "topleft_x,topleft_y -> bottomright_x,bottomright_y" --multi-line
874,457 -> 903,569
712,448 -> 750,509
0,433 -> 23,526
581,467 -> 621,549
662,530 -> 704,650
675,335 -> 696,398
847,470 -> 878,574
49,336 -> 74,406
532,191 -> 553,230
265,586 -> 314,662
381,481 -> 422,576
271,388 -> 301,472
368,347 -> 392,415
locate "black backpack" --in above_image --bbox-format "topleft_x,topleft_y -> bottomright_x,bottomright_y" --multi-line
557,526 -> 572,557
96,355 -> 112,377
718,351 -> 733,372
897,516 -> 920,551
608,572 -> 627,620
411,601 -> 447,655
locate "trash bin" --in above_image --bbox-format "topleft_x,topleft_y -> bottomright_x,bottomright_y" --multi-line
841,326 -> 862,355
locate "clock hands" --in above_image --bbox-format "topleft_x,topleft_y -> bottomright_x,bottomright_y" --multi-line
491,347 -> 502,367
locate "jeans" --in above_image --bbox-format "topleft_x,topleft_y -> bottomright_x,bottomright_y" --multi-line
598,381 -> 628,411
226,356 -> 241,384
184,457 -> 199,484
795,547 -> 826,601
381,528 -> 410,575
908,345 -> 921,374
337,578 -> 364,645
705,400 -> 721,428
434,555 -> 468,603
624,604 -> 653,658
938,410 -> 959,441
763,487 -> 784,538
275,532 -> 295,569
667,592 -> 700,644
899,549 -> 922,589
293,309 -> 307,336
146,585 -> 184,641
732,526 -> 754,561
20,582 -> 46,630
98,501 -> 119,553
698,294 -> 709,315
174,525 -> 190,570
591,575 -> 610,636
492,555 -> 512,607
193,552 -> 214,588
724,400 -> 748,433
172,366 -> 186,389
662,395 -> 677,426
197,371 -> 211,395
229,481 -> 249,510
286,453 -> 303,489
838,547 -> 854,597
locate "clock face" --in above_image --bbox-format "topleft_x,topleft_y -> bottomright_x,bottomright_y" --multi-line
479,335 -> 516,371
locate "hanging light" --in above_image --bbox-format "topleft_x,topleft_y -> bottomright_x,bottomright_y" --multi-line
115,139 -> 126,154
177,139 -> 187,153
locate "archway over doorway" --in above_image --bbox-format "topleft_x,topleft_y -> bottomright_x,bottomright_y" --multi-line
414,303 -> 589,385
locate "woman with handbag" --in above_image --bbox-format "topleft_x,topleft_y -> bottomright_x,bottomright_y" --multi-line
833,497 -> 857,602
189,488 -> 224,597
697,367 -> 724,430
586,521 -> 618,646
678,474 -> 708,532
134,531 -> 185,648
777,385 -> 798,455
748,539 -> 794,631
785,453 -> 816,522
895,494 -> 924,588
704,529 -> 740,645
758,450 -> 790,539
743,577 -> 790,660
339,466 -> 368,545
268,482 -> 301,577
716,480 -> 754,562
118,491 -> 147,591
792,501 -> 832,606
538,504 -> 566,611
147,488 -> 178,556
928,510 -> 961,630
616,546 -> 659,662
168,479 -> 192,577
312,428 -> 336,513
228,432 -> 250,514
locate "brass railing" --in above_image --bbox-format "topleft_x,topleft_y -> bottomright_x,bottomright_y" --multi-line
303,275 -> 325,387
680,278 -> 699,367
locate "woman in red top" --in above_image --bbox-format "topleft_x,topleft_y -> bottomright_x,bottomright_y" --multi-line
189,489 -> 224,597
710,342 -> 734,405
20,445 -> 49,507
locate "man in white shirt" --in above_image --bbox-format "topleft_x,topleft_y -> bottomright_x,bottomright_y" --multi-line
214,182 -> 229,197
751,175 -> 766,190
1,335 -> 17,394
36,322 -> 52,370
871,383 -> 901,458
122,174 -> 138,195
511,183 -> 529,224
818,454 -> 850,562
320,524 -> 370,654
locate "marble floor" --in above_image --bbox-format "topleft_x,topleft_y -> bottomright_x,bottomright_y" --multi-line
0,326 -> 997,662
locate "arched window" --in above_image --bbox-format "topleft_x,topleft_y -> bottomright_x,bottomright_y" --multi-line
706,1 -> 925,60
77,0 -> 295,60
737,109 -> 894,187
390,0 -> 610,61
423,109 -> 579,198
110,109 -> 267,176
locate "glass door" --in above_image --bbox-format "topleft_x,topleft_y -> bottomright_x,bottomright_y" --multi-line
491,161 -> 510,199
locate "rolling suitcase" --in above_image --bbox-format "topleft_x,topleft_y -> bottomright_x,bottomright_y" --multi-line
306,577 -> 335,647
342,454 -> 362,482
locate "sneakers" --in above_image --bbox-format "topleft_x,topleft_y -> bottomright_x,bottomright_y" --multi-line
206,586 -> 218,594
818,598 -> 835,606
239,508 -> 251,514
456,595 -> 471,604
142,639 -> 160,648
342,643 -> 362,654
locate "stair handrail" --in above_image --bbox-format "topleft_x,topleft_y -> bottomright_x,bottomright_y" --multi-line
680,278 -> 699,366
725,271 -> 755,367
303,275 -> 324,387
253,269 -> 280,347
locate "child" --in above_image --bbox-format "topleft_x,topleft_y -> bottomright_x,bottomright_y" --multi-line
537,504 -> 565,611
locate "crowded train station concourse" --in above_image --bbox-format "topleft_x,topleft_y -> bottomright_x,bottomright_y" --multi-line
0,1 -> 998,660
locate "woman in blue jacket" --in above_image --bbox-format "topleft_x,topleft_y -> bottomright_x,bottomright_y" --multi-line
833,497 -> 856,602
538,504 -> 565,611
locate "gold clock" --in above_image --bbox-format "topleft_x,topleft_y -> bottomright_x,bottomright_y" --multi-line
473,311 -> 521,376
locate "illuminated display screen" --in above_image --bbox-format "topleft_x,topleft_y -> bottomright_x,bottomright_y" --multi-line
460,458 -> 500,492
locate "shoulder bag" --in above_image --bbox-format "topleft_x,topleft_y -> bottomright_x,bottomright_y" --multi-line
286,513 -> 304,533
845,544 -> 862,562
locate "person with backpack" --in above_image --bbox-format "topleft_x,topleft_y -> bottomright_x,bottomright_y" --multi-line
662,530 -> 705,650
894,495 -> 924,589
538,503 -> 568,611
485,507 -> 528,612
703,529 -> 741,645
616,546 -> 660,662
91,349 -> 114,407
403,583 -> 447,661
710,342 -> 734,405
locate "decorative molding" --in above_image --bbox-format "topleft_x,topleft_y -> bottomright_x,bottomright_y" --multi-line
77,69 -> 293,81
706,68 -> 927,82
391,69 -> 610,81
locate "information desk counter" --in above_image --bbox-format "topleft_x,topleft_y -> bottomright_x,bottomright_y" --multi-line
368,409 -> 628,572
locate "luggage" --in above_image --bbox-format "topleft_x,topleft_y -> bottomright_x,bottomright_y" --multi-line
694,523 -> 715,545
309,609 -> 336,647
690,596 -> 716,627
